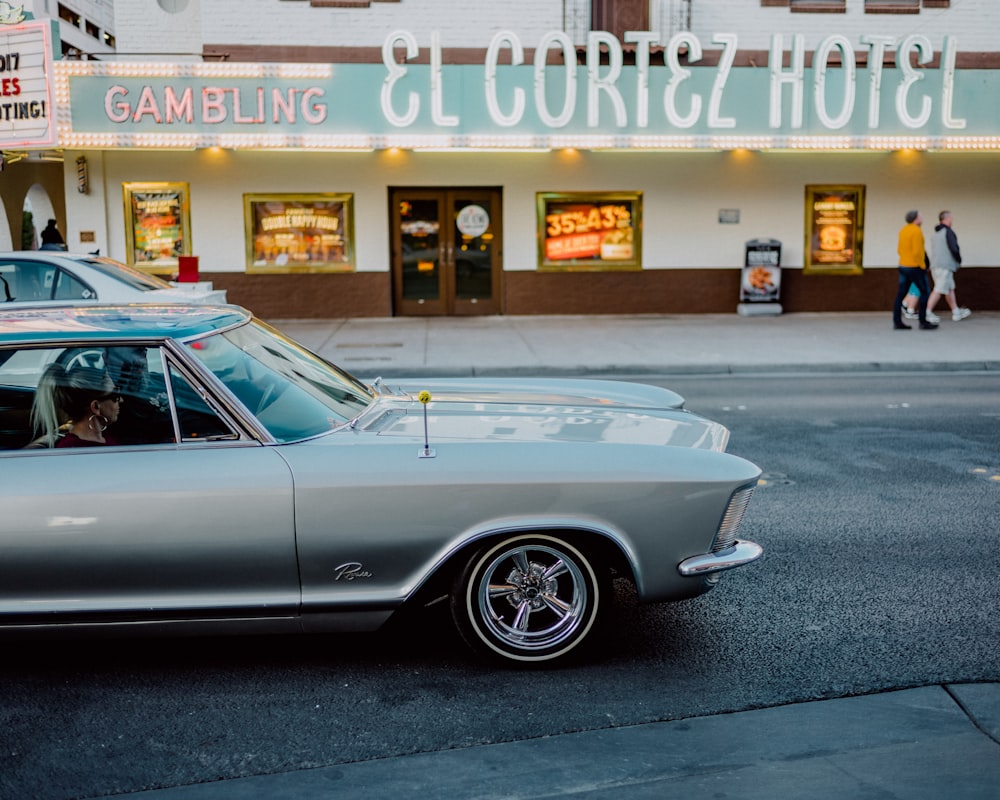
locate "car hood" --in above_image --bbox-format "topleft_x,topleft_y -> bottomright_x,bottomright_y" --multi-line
393,377 -> 686,409
361,378 -> 730,451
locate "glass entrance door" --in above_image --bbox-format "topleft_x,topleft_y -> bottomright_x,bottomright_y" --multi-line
391,188 -> 501,316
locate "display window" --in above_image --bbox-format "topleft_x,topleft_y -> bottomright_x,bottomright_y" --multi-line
804,185 -> 865,275
123,182 -> 191,272
244,194 -> 355,273
537,192 -> 642,271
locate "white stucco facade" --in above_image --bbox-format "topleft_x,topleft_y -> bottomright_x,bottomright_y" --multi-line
59,144 -> 998,276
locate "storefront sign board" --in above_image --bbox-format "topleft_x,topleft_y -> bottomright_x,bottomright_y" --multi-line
51,32 -> 1000,150
804,185 -> 865,275
0,20 -> 56,148
123,182 -> 191,270
244,194 -> 354,273
537,192 -> 641,270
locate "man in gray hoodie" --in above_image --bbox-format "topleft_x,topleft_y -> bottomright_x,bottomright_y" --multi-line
928,211 -> 971,322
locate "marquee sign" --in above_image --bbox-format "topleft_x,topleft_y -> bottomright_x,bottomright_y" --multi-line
44,30 -> 1000,152
0,19 -> 55,148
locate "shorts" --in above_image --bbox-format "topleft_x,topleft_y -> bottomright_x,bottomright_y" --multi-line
930,266 -> 956,294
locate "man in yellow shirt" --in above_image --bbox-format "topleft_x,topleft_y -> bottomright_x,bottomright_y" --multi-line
892,210 -> 938,330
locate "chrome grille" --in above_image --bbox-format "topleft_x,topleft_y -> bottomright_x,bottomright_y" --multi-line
712,485 -> 755,552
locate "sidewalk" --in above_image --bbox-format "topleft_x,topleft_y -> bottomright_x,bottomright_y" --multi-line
270,311 -> 1000,378
124,683 -> 1000,799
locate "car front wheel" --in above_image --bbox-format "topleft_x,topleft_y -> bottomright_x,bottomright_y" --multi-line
451,534 -> 608,666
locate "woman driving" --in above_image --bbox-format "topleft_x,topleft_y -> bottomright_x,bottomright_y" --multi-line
31,363 -> 122,447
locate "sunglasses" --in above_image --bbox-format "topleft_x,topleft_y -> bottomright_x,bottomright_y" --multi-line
98,390 -> 123,403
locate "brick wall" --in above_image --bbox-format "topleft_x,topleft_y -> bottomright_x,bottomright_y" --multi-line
694,0 -> 998,51
201,0 -> 565,49
113,0 -> 203,60
208,266 -> 1000,317
209,271 -> 391,318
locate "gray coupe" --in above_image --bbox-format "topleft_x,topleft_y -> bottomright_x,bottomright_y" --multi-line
0,305 -> 762,665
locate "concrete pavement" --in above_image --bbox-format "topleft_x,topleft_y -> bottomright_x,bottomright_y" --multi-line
126,311 -> 999,799
270,311 -> 1000,379
123,683 -> 1000,799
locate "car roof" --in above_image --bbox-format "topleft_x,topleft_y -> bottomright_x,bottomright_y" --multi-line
0,304 -> 252,344
1,251 -> 94,261
0,251 -> 178,290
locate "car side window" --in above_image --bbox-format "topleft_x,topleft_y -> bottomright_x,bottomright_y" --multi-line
0,347 -> 44,449
0,263 -> 13,301
52,268 -> 95,301
10,345 -> 176,448
0,261 -> 50,302
103,345 -> 175,445
165,360 -> 241,443
0,344 -> 245,451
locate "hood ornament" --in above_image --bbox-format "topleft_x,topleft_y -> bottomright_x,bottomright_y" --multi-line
418,390 -> 436,458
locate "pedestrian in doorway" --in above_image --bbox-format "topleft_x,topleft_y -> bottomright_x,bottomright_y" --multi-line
892,210 -> 938,330
39,219 -> 65,251
927,210 -> 971,322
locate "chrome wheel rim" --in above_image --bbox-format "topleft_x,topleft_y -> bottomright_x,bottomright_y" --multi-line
476,543 -> 589,652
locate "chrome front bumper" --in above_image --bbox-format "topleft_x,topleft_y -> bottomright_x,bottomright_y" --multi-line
677,540 -> 764,577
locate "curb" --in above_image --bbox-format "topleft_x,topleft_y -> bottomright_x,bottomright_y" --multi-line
355,360 -> 1000,379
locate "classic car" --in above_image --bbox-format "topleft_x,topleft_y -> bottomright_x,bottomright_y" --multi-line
0,251 -> 226,308
0,304 -> 762,665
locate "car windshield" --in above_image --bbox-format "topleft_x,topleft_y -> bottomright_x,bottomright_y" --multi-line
185,319 -> 374,441
79,258 -> 177,291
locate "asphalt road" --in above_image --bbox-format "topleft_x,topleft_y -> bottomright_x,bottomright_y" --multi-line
2,372 -> 998,800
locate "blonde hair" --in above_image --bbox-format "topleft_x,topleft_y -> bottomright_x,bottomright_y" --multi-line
31,363 -> 115,447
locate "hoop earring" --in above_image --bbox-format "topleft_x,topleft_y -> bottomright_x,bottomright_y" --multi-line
88,414 -> 108,434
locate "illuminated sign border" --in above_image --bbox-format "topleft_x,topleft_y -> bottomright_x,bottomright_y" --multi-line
122,181 -> 191,271
803,184 -> 866,276
43,31 -> 1000,153
243,193 -> 356,274
537,191 -> 643,271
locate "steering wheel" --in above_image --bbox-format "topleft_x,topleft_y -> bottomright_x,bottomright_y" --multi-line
62,348 -> 106,371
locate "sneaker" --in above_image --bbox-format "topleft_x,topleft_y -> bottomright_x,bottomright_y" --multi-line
919,321 -> 939,330
952,307 -> 972,321
925,311 -> 941,324
901,306 -> 918,320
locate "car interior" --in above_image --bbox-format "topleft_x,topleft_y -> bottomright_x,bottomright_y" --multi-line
0,344 -> 238,450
